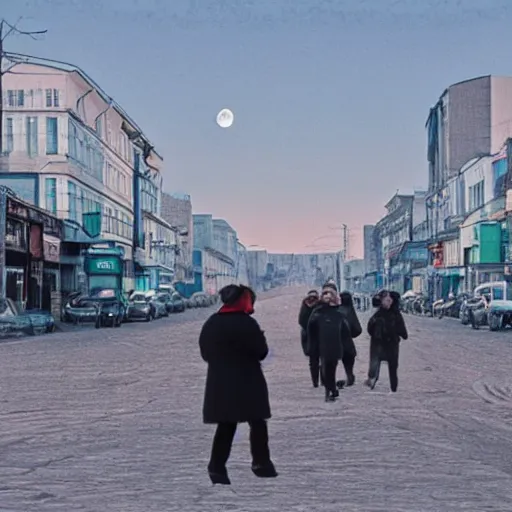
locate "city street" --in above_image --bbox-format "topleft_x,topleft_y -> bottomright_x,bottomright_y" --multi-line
1,289 -> 512,511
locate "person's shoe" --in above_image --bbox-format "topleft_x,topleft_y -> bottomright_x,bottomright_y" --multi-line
336,380 -> 346,389
208,465 -> 231,485
333,389 -> 339,398
346,374 -> 355,387
364,378 -> 377,390
251,462 -> 278,478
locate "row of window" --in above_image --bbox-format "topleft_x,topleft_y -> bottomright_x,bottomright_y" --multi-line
3,116 -> 59,156
468,180 -> 485,211
68,118 -> 104,183
4,89 -> 60,108
106,162 -> 131,198
67,181 -> 133,240
94,114 -> 132,164
140,175 -> 159,214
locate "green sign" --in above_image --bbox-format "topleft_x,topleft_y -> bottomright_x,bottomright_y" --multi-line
85,256 -> 122,275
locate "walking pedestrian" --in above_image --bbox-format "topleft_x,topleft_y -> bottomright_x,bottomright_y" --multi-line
199,284 -> 278,485
336,291 -> 363,389
298,289 -> 322,387
307,283 -> 351,402
365,290 -> 408,393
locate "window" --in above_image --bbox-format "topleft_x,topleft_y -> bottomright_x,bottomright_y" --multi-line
26,117 -> 38,157
68,181 -> 77,221
45,89 -> 60,107
4,117 -> 13,154
469,180 -> 484,211
95,116 -> 102,137
45,178 -> 57,214
46,117 -> 58,154
7,89 -> 24,107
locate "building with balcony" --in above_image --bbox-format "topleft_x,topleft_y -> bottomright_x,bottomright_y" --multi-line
0,58 -> 165,293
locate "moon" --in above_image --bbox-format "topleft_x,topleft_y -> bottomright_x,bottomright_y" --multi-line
216,108 -> 234,128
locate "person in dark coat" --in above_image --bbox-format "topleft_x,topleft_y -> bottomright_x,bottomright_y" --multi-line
199,284 -> 278,485
298,289 -> 321,387
335,291 -> 363,388
307,283 -> 351,402
364,290 -> 408,393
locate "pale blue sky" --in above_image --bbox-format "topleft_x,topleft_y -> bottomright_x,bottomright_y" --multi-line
3,0 -> 512,254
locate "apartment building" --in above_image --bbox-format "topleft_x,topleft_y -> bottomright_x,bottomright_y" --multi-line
0,59 -> 169,292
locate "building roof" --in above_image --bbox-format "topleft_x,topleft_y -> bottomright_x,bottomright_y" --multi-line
5,53 -> 162,159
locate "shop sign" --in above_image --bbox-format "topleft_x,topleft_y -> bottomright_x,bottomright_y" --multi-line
86,257 -> 122,275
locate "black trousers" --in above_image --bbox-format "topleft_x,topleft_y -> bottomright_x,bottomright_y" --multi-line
368,343 -> 399,392
209,420 -> 271,472
342,353 -> 355,382
322,359 -> 338,394
309,352 -> 325,387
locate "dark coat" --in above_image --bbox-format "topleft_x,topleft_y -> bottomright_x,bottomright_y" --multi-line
298,300 -> 317,356
367,307 -> 408,361
338,304 -> 362,358
307,303 -> 351,362
199,312 -> 271,424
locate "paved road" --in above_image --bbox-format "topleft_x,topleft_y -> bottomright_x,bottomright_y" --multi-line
1,289 -> 512,511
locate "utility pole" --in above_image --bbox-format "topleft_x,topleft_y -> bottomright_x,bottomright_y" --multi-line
0,18 -> 47,152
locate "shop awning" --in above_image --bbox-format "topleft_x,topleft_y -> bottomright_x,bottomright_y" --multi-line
43,234 -> 61,263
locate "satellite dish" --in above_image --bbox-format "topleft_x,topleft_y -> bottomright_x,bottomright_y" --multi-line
216,108 -> 234,128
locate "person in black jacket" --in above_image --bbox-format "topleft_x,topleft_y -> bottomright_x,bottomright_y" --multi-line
307,284 -> 351,402
364,290 -> 408,393
298,289 -> 321,387
199,284 -> 278,485
336,291 -> 363,388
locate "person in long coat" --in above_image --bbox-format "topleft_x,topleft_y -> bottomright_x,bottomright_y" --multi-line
307,284 -> 351,402
336,291 -> 363,388
365,290 -> 408,392
199,284 -> 278,485
298,289 -> 322,387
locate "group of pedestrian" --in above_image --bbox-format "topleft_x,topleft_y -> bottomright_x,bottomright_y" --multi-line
299,283 -> 408,400
197,282 -> 408,486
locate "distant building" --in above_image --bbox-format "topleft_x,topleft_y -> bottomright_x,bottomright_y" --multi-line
160,192 -> 193,281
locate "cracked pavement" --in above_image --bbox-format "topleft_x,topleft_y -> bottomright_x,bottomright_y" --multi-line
1,288 -> 512,511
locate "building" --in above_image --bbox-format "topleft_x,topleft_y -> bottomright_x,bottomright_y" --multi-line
427,75 -> 512,190
0,58 -> 170,295
375,192 -> 428,294
191,214 -> 241,294
425,76 -> 512,298
344,259 -> 365,293
246,249 -> 269,291
0,186 -> 63,314
160,192 -> 193,281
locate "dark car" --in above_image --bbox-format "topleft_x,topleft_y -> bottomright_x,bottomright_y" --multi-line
170,292 -> 186,313
62,289 -> 125,328
0,298 -> 56,339
126,292 -> 153,322
147,293 -> 169,319
153,292 -> 174,314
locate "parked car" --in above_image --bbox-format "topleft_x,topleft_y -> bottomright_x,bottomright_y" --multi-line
146,292 -> 169,319
190,292 -> 210,308
0,298 -> 56,338
126,292 -> 153,322
153,292 -> 175,314
170,292 -> 186,313
62,289 -> 125,328
89,288 -> 126,328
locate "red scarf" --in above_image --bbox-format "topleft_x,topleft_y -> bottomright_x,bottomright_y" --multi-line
219,290 -> 254,315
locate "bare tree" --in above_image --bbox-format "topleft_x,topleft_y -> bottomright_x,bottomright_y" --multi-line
0,18 -> 47,152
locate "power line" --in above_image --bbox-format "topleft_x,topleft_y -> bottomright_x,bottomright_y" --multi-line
0,18 -> 47,151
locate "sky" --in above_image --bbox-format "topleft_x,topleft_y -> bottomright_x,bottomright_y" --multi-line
3,0 -> 512,256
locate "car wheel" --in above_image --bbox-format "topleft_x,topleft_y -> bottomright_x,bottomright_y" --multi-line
145,312 -> 152,322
